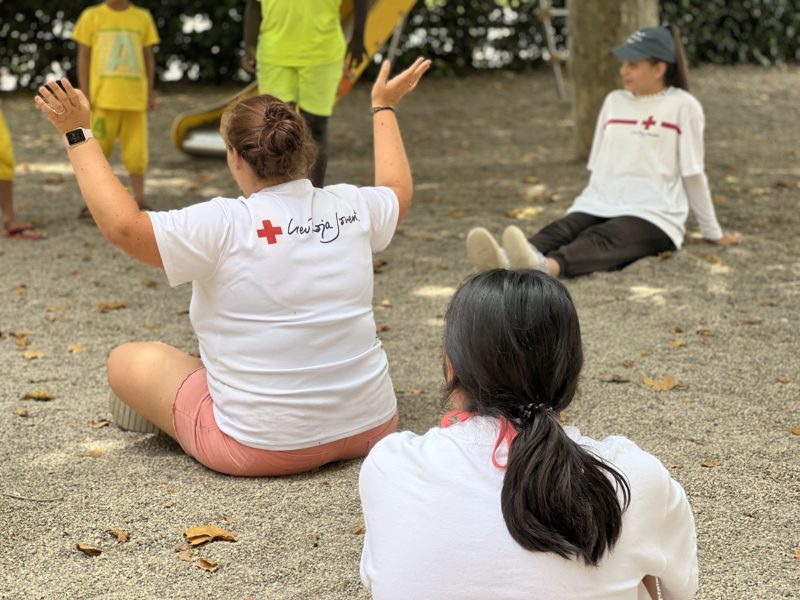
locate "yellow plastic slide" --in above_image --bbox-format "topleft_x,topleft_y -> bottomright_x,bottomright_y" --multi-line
171,0 -> 417,157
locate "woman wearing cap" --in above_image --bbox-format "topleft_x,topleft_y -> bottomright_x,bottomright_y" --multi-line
359,269 -> 698,599
467,26 -> 741,277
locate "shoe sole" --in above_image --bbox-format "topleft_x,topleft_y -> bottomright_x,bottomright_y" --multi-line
109,390 -> 161,434
467,227 -> 507,270
503,225 -> 543,271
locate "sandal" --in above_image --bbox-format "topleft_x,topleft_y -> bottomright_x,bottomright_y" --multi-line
3,224 -> 47,240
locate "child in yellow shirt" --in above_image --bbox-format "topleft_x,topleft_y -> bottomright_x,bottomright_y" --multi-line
1,108 -> 46,239
73,0 -> 159,215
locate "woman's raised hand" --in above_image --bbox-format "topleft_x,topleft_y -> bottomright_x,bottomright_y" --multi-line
33,78 -> 91,134
371,57 -> 432,108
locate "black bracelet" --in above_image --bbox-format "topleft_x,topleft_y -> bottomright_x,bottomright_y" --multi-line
371,105 -> 396,115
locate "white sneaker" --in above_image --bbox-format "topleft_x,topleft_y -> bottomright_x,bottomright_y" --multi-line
109,390 -> 161,434
502,225 -> 548,272
466,227 -> 510,270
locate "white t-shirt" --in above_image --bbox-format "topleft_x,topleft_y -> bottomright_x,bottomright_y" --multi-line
569,87 -> 710,248
360,417 -> 698,600
148,179 -> 399,450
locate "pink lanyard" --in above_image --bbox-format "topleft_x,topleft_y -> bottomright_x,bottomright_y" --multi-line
441,410 -> 517,469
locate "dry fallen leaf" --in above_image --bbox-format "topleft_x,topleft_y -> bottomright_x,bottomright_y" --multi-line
22,390 -> 53,401
789,427 -> 800,436
89,419 -> 111,429
76,543 -> 102,556
642,374 -> 687,391
15,334 -> 29,348
23,349 -> 44,360
758,298 -> 777,306
599,373 -> 630,384
658,251 -> 672,261
353,524 -> 366,536
163,500 -> 174,509
670,327 -> 683,334
622,360 -> 636,369
706,254 -> 722,265
45,304 -> 67,312
143,279 -> 159,289
701,460 -> 722,468
97,300 -> 127,313
505,206 -> 544,220
13,284 -> 28,296
372,258 -> 387,274
380,299 -> 392,308
311,531 -> 320,547
68,343 -> 86,354
81,448 -> 107,458
376,323 -> 390,333
185,525 -> 237,546
107,528 -> 128,543
669,339 -> 688,348
14,408 -> 29,418
740,318 -> 762,326
776,374 -> 792,384
222,515 -> 238,524
196,558 -> 219,573
177,549 -> 192,561
794,550 -> 800,561
450,210 -> 466,219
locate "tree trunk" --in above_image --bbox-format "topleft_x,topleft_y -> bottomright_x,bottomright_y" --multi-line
568,0 -> 659,159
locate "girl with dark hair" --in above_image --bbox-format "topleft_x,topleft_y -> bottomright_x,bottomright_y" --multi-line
467,26 -> 741,278
360,269 -> 698,599
33,58 -> 431,476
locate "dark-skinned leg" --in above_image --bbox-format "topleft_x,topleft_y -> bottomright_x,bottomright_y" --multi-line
300,109 -> 329,188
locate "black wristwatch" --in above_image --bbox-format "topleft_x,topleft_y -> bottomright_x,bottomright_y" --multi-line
64,127 -> 94,148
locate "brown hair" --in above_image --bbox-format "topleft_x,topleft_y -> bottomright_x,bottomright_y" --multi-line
651,24 -> 690,91
221,95 -> 316,181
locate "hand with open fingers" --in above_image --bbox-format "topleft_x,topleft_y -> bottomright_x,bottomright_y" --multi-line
371,57 -> 432,108
33,79 -> 91,134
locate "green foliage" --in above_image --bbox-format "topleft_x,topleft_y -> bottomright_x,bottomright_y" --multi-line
0,0 -> 798,90
661,0 -> 800,65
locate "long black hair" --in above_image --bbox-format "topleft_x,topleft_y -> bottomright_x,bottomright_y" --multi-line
652,24 -> 690,91
442,269 -> 630,566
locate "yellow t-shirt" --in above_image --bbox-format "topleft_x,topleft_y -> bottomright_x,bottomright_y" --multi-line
72,3 -> 159,111
257,0 -> 345,67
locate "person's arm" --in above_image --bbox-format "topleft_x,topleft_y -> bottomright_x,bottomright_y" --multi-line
77,44 -> 91,102
34,79 -> 162,268
683,173 -> 742,245
370,58 -> 431,225
241,0 -> 261,74
144,45 -> 156,111
346,0 -> 369,69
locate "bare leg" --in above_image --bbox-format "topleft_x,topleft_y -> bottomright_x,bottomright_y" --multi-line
107,341 -> 202,439
0,179 -> 21,231
130,174 -> 146,208
643,575 -> 658,600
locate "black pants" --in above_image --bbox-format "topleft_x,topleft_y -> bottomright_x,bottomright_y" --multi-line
529,212 -> 675,278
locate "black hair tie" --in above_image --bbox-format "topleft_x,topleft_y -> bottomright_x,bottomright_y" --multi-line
517,402 -> 553,425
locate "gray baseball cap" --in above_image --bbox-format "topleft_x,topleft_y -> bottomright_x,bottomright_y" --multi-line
612,27 -> 676,63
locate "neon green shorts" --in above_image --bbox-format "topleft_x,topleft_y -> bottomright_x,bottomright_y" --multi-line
257,61 -> 342,117
0,109 -> 16,181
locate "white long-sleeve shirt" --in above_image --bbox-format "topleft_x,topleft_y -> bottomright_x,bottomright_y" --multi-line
360,417 -> 699,600
569,87 -> 723,247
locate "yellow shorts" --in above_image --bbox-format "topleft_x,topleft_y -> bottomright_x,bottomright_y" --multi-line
91,109 -> 148,175
0,109 -> 15,181
257,61 -> 342,117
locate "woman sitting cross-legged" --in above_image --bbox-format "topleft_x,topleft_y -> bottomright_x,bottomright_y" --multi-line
33,58 -> 431,476
359,269 -> 698,599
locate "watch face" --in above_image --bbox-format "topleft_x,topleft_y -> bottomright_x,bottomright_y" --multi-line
66,129 -> 86,145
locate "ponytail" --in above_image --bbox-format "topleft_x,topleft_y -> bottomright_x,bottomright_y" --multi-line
501,412 -> 631,566
443,270 -> 632,566
665,24 -> 690,91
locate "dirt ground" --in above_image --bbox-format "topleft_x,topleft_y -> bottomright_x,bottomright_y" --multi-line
0,65 -> 798,599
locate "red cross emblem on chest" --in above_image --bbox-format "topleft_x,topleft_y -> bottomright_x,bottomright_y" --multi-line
256,219 -> 283,245
642,115 -> 657,130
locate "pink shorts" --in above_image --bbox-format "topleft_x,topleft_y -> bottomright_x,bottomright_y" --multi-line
172,368 -> 398,476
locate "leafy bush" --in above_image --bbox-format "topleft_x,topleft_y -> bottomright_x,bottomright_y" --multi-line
1,0 -> 798,90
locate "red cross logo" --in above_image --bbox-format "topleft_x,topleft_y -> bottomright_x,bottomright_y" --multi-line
256,219 -> 283,245
642,115 -> 656,130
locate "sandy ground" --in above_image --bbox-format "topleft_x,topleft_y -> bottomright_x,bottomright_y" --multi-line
0,66 -> 798,599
